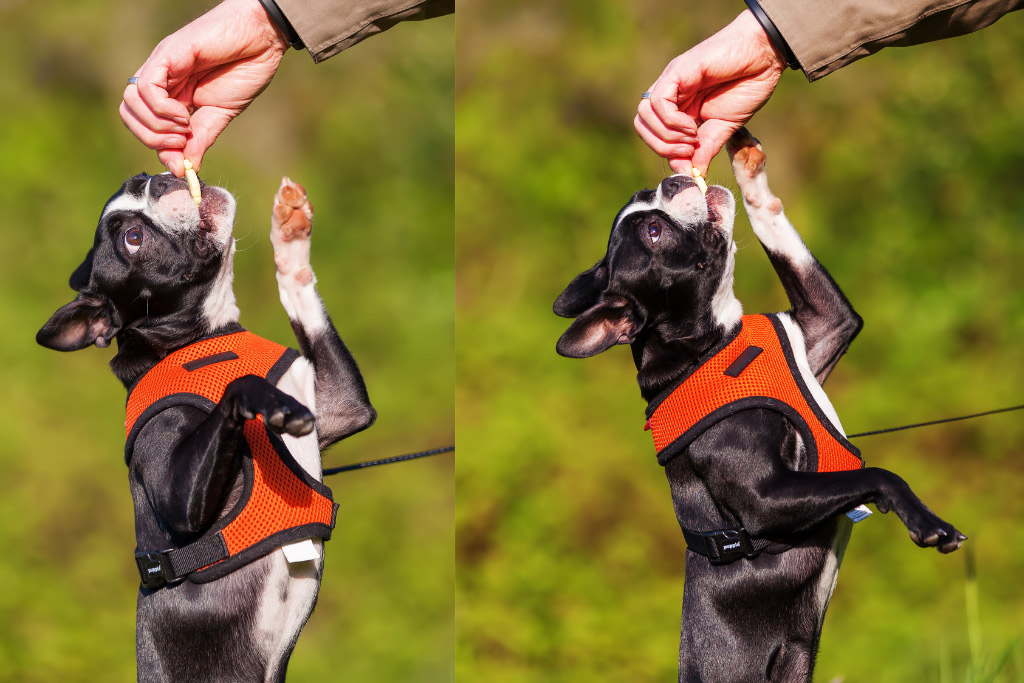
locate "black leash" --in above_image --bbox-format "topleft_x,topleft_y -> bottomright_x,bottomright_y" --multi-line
848,404 -> 1024,439
322,445 -> 453,476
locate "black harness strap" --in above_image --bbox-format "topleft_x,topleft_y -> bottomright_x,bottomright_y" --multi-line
681,526 -> 777,565
135,533 -> 229,590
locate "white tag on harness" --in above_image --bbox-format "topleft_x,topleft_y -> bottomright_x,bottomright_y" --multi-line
845,505 -> 872,523
282,539 -> 320,563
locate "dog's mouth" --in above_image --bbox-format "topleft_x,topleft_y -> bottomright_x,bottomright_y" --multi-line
147,176 -> 236,246
658,175 -> 734,239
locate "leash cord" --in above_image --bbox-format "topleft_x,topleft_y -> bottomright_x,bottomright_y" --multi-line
848,404 -> 1024,439
322,445 -> 454,476
320,404 -> 1024,472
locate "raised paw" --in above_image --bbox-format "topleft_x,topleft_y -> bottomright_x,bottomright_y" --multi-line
271,177 -> 315,285
726,127 -> 765,177
272,178 -> 313,241
226,374 -> 315,437
725,128 -> 781,214
885,487 -> 968,553
904,507 -> 967,554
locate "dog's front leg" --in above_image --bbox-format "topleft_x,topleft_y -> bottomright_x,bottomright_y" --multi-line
132,375 -> 314,539
727,129 -> 862,383
270,178 -> 376,449
690,412 -> 966,552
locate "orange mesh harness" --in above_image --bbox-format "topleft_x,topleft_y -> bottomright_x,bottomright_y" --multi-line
126,330 -> 337,589
645,313 -> 862,471
644,314 -> 862,563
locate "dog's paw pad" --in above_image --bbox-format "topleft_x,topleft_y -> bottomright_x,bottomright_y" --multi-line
272,177 -> 313,243
727,127 -> 767,179
278,180 -> 308,209
731,144 -> 765,177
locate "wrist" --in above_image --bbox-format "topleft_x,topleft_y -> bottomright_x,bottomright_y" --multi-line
254,0 -> 303,50
740,3 -> 797,70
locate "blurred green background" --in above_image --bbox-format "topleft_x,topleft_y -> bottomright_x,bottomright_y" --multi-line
457,2 -> 1024,681
0,2 -> 452,681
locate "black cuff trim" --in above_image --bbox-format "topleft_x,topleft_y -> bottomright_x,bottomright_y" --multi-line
744,0 -> 799,70
257,0 -> 304,49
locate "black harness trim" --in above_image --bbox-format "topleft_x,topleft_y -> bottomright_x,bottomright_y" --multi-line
663,315 -> 859,565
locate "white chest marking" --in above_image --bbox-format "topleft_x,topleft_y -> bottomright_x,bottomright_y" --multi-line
775,312 -> 846,435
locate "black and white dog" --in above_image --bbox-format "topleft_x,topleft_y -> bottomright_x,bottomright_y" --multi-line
37,173 -> 375,681
554,129 -> 965,682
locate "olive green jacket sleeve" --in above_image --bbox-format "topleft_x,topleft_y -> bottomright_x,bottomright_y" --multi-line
274,0 -> 454,63
757,0 -> 1024,81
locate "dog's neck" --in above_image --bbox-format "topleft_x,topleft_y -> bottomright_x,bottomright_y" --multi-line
632,313 -> 741,403
110,316 -> 243,390
110,244 -> 242,389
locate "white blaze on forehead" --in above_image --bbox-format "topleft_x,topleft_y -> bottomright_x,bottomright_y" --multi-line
613,196 -> 657,231
100,190 -> 148,220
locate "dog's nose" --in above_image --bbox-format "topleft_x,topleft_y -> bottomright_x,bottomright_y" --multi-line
660,175 -> 696,201
147,173 -> 178,198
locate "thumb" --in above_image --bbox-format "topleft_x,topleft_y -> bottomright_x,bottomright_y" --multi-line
668,157 -> 694,176
181,107 -> 235,172
158,149 -> 186,177
692,119 -> 741,174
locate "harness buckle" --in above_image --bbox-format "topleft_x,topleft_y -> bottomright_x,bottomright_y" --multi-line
135,550 -> 175,590
701,528 -> 755,565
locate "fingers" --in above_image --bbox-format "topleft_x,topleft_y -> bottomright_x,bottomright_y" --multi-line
121,60 -> 193,157
636,57 -> 707,172
648,67 -> 701,134
135,59 -> 192,126
119,99 -> 188,152
633,113 -> 695,162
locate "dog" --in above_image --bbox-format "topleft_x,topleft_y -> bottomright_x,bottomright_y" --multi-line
554,129 -> 966,682
37,172 -> 376,682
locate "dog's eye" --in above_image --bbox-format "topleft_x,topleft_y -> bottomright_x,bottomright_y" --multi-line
648,222 -> 662,243
124,228 -> 144,254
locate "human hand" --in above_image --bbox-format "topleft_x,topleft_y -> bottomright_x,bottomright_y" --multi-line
119,0 -> 291,176
635,10 -> 786,176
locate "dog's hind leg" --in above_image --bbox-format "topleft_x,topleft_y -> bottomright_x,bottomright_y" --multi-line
270,178 -> 376,449
727,129 -> 862,384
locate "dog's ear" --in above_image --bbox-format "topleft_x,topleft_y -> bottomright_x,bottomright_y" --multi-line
554,258 -> 608,318
37,294 -> 120,351
69,247 -> 95,291
556,298 -> 644,358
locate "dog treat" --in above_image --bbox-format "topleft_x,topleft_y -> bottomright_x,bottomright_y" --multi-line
183,159 -> 202,206
692,167 -> 708,195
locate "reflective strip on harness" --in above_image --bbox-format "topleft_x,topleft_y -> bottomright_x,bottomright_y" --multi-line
646,314 -> 862,472
126,330 -> 336,586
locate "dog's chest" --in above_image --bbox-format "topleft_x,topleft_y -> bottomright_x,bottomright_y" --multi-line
274,356 -> 322,479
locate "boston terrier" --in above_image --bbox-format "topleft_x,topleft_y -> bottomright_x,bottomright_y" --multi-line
554,129 -> 965,682
37,173 -> 375,682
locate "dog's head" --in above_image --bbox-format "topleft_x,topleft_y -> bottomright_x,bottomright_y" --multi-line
554,175 -> 740,360
37,172 -> 238,352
